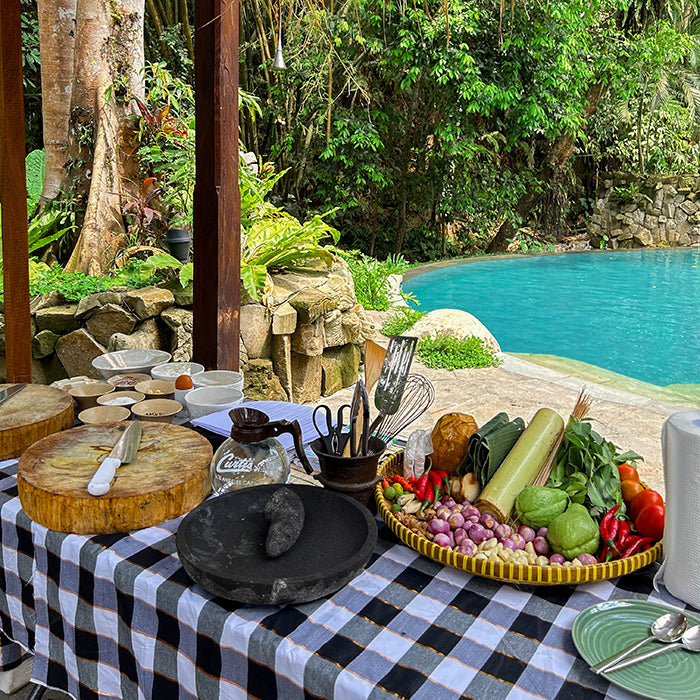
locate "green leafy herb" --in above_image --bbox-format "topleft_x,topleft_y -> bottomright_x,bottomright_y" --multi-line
416,333 -> 501,370
547,418 -> 643,522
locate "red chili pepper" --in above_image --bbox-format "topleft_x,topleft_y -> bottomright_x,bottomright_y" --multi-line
600,505 -> 621,540
382,477 -> 390,489
425,481 -> 434,504
415,472 -> 430,500
427,471 -> 442,487
600,543 -> 617,562
393,476 -> 414,493
608,518 -> 620,543
432,469 -> 449,480
616,520 -> 631,549
621,536 -> 655,558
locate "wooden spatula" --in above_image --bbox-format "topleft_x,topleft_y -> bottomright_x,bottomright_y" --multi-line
364,340 -> 386,393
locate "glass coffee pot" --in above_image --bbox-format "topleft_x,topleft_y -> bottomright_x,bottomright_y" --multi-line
210,407 -> 314,495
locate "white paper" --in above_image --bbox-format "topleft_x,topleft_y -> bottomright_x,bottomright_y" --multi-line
654,410 -> 700,607
190,400 -> 321,451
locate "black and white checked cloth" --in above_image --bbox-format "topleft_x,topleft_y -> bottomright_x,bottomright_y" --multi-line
0,458 -> 692,700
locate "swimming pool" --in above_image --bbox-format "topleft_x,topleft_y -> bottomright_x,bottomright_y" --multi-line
402,249 -> 700,387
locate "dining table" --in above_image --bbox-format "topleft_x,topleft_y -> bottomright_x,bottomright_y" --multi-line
0,450 -> 695,700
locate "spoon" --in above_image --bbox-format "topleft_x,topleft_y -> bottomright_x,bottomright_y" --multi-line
605,624 -> 700,672
590,612 -> 688,674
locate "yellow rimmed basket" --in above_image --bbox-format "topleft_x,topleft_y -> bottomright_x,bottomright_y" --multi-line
376,451 -> 662,586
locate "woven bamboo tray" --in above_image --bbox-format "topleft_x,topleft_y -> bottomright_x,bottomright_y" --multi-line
376,451 -> 662,586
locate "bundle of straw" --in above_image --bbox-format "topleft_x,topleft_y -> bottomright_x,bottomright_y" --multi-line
530,388 -> 592,488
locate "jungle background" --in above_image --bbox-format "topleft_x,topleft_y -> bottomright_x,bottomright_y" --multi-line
7,0 -> 700,297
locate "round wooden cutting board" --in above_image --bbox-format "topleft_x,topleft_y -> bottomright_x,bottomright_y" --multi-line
0,383 -> 74,460
18,421 -> 213,534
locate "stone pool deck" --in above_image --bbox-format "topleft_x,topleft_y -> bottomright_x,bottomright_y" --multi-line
300,349 -> 697,496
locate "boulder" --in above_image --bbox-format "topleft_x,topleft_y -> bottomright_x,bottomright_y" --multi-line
35,304 -> 80,333
123,287 -> 175,320
162,279 -> 193,307
55,329 -> 105,379
272,335 -> 293,400
271,302 -> 297,335
86,304 -> 138,345
411,309 -> 501,353
32,330 -> 59,359
75,290 -> 124,319
321,344 -> 361,396
291,353 -> 322,403
108,318 -> 166,352
161,307 -> 193,362
292,319 -> 324,357
243,358 -> 288,401
29,290 -> 65,313
240,304 -> 272,358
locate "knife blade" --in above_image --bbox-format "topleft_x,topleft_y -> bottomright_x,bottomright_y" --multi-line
87,421 -> 142,496
0,382 -> 27,407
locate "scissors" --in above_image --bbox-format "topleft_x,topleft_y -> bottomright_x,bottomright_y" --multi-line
313,403 -> 352,455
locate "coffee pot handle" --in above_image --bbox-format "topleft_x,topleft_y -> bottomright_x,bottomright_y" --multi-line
267,419 -> 315,475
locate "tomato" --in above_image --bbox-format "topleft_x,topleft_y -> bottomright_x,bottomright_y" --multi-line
175,374 -> 193,390
621,479 -> 645,505
635,504 -> 665,541
617,463 -> 640,482
629,489 -> 664,523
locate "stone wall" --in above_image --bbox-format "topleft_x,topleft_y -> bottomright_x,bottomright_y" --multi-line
588,173 -> 700,249
0,260 -> 376,402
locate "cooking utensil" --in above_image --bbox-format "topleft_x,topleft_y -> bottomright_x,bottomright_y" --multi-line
0,382 -> 27,407
591,611 -> 688,674
371,374 -> 435,449
369,335 -> 417,436
605,624 -> 700,673
343,381 -> 371,457
364,340 -> 386,393
312,403 -> 352,455
87,420 -> 142,496
176,484 -> 377,605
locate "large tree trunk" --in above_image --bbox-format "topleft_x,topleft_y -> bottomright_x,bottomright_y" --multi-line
487,82 -> 606,253
37,0 -> 77,204
64,0 -> 145,274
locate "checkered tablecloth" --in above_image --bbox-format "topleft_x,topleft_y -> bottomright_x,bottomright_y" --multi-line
0,458 -> 693,700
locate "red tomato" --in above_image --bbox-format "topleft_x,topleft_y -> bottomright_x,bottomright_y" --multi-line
635,504 -> 665,541
617,463 -> 640,482
629,489 -> 664,523
621,479 -> 645,505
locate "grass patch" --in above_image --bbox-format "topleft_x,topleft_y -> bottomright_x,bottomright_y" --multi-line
417,333 -> 501,370
381,306 -> 425,336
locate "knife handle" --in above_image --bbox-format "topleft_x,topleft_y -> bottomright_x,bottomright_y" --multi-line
88,457 -> 121,496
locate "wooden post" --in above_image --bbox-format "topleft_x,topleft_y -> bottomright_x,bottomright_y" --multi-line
193,0 -> 241,370
0,0 -> 32,382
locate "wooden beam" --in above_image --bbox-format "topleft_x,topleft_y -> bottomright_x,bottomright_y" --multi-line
193,0 -> 241,370
0,0 -> 32,382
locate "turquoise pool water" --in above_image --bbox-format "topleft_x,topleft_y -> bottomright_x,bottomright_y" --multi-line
403,249 -> 700,387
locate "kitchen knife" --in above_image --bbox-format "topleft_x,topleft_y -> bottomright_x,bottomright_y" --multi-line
87,421 -> 142,496
0,382 -> 27,407
353,380 -> 370,456
342,381 -> 364,457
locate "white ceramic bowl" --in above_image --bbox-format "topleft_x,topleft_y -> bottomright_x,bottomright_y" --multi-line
184,386 -> 244,420
192,370 -> 244,392
150,362 -> 205,382
92,349 -> 172,379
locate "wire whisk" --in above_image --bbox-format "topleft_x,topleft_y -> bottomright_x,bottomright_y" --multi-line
371,374 -> 435,451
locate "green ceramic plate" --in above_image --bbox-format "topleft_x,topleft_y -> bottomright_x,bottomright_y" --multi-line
572,599 -> 700,700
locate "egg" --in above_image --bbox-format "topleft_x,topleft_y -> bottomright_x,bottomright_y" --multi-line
175,374 -> 193,390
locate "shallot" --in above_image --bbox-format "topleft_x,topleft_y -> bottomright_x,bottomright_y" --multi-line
494,523 -> 512,541
549,553 -> 565,565
433,533 -> 452,548
533,537 -> 550,556
447,512 -> 465,530
518,525 -> 536,543
428,518 -> 450,535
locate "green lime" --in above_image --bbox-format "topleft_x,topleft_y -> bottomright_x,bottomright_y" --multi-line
384,485 -> 397,501
391,503 -> 402,513
393,483 -> 404,496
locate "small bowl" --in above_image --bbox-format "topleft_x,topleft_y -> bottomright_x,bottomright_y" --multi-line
184,386 -> 244,420
131,399 -> 183,423
69,382 -> 115,410
78,405 -> 131,424
192,370 -> 244,392
151,362 -> 205,382
107,373 -> 152,390
97,391 -> 146,408
134,379 -> 176,400
92,349 -> 172,379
